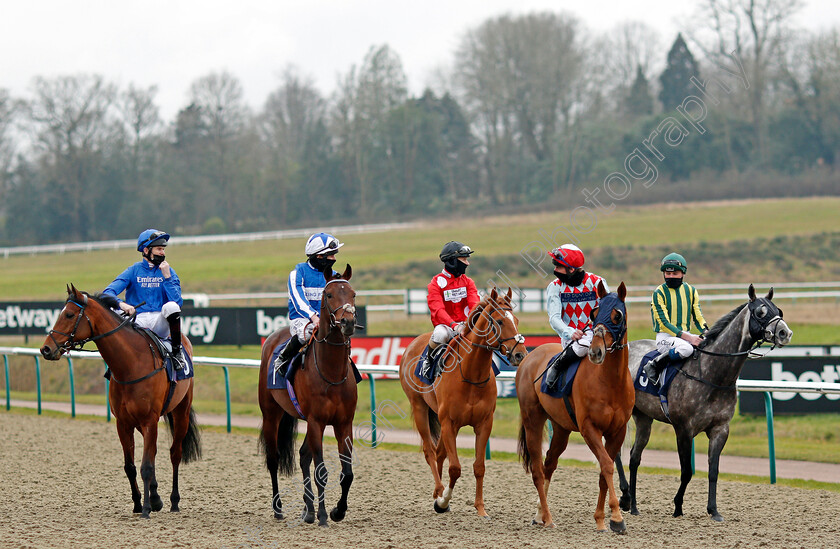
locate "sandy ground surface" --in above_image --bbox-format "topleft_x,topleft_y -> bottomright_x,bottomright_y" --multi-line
2,413 -> 840,549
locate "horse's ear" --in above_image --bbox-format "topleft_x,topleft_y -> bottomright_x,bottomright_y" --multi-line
617,281 -> 627,302
341,264 -> 352,281
70,283 -> 79,297
748,284 -> 756,302
596,280 -> 608,299
766,287 -> 774,300
506,287 -> 512,300
66,284 -> 72,296
322,265 -> 335,281
490,287 -> 498,301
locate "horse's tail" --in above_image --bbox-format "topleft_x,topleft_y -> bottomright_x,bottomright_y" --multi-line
165,406 -> 202,464
518,421 -> 533,473
258,412 -> 298,477
428,408 -> 441,444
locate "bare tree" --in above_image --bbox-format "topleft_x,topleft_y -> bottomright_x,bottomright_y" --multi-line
595,21 -> 663,111
260,66 -> 327,223
689,0 -> 804,164
0,89 -> 18,208
25,74 -> 117,239
454,12 -> 586,200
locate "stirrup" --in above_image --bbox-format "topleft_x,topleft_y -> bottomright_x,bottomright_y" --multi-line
172,349 -> 187,370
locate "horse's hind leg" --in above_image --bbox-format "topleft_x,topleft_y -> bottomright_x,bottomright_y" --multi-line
472,416 -> 493,518
116,419 -> 142,513
410,400 -> 444,499
628,413 -> 653,516
167,396 -> 194,512
672,427 -> 695,518
616,453 -> 630,512
543,421 -> 570,495
706,423 -> 730,522
329,421 -> 354,523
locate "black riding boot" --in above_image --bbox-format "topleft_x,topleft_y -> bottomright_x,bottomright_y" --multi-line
545,345 -> 579,391
166,312 -> 187,370
643,351 -> 670,384
274,337 -> 304,378
420,344 -> 445,378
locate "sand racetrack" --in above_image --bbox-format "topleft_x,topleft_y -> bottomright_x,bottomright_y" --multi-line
2,413 -> 840,549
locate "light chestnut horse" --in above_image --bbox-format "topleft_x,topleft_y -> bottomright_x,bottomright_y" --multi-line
399,288 -> 527,517
516,281 -> 633,533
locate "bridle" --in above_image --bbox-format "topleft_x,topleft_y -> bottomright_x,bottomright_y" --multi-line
459,302 -> 526,386
46,293 -> 133,355
695,298 -> 785,359
590,296 -> 628,354
311,278 -> 357,385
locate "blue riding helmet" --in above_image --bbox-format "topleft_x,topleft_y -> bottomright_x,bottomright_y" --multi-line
136,229 -> 170,252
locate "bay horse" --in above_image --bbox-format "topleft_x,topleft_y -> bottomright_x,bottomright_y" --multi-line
516,281 -> 633,533
616,284 -> 792,521
399,287 -> 527,517
40,284 -> 201,519
258,265 -> 358,527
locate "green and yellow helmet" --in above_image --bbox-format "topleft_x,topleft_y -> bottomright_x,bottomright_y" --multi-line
660,252 -> 687,273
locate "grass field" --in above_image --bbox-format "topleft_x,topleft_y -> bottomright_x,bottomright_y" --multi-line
2,196 -> 839,465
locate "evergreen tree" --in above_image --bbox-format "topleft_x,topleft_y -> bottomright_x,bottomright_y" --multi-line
659,33 -> 700,111
624,65 -> 654,117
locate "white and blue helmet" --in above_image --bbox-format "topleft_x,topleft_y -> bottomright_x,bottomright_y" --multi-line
305,233 -> 343,257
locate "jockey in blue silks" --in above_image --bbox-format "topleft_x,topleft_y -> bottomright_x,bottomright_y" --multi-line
273,232 -> 344,376
103,229 -> 187,369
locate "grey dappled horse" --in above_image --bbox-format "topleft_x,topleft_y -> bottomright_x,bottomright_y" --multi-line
615,285 -> 792,522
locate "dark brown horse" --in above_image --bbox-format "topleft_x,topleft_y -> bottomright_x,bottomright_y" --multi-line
516,281 -> 633,533
399,287 -> 527,517
258,265 -> 357,527
40,284 -> 201,519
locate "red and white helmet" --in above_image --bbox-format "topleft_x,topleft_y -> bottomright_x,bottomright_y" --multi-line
548,244 -> 584,269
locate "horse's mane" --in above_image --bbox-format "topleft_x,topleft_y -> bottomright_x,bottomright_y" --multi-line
698,303 -> 748,347
89,292 -> 128,323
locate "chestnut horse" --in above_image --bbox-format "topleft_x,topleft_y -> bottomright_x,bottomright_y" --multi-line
399,287 -> 527,517
258,265 -> 357,527
40,284 -> 201,519
516,281 -> 633,533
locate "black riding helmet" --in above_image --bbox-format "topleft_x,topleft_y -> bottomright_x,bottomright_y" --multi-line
440,241 -> 474,276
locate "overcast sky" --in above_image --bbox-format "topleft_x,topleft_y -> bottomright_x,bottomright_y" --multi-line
3,0 -> 838,121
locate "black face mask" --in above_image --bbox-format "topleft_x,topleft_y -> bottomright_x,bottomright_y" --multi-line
665,276 -> 684,289
444,258 -> 468,277
310,256 -> 336,273
555,269 -> 585,286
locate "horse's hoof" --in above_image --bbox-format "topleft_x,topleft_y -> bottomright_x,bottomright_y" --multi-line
274,511 -> 284,520
619,499 -> 631,512
318,521 -> 329,528
151,496 -> 163,512
302,510 -> 315,524
672,511 -> 684,518
170,505 -> 180,513
530,519 -> 543,526
480,514 -> 491,521
330,507 -> 346,522
610,520 -> 627,534
433,500 -> 450,514
141,512 -> 150,520
133,506 -> 142,514
596,528 -> 608,533
710,513 -> 724,522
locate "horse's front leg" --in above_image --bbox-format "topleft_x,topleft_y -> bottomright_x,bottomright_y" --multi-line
116,419 -> 142,513
330,421 -> 354,523
672,427 -> 695,518
472,416 -> 493,518
433,417 -> 461,513
299,432 -> 316,524
580,421 -> 625,534
138,421 -> 162,519
305,422 -> 329,527
706,423 -> 730,522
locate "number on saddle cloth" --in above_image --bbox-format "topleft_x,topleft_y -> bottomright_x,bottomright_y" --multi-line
636,350 -> 682,396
